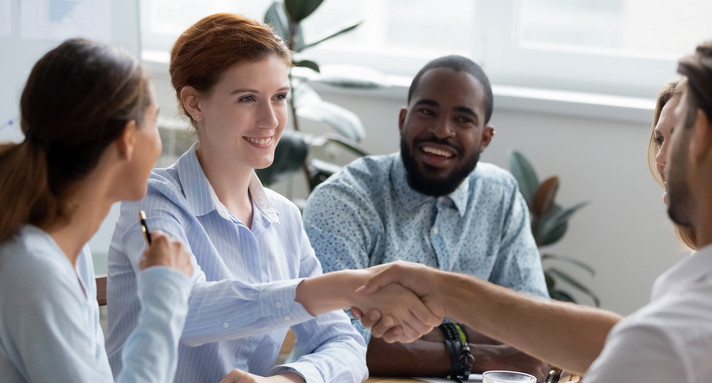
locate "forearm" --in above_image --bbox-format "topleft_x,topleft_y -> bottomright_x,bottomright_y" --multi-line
366,336 -> 450,377
444,272 -> 622,374
295,269 -> 369,315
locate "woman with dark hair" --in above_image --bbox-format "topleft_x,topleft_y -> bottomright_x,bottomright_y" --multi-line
106,13 -> 439,383
0,38 -> 193,382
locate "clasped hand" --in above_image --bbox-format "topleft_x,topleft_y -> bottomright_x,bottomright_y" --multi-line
350,262 -> 446,343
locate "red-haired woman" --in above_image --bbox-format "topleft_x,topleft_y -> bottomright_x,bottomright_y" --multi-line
105,13 -> 440,383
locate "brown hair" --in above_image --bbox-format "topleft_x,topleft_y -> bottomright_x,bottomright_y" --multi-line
0,38 -> 151,242
646,79 -> 697,250
169,13 -> 291,126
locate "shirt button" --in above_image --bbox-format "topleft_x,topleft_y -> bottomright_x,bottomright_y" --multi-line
275,301 -> 283,309
284,315 -> 291,322
438,197 -> 445,202
433,227 -> 439,235
222,321 -> 230,328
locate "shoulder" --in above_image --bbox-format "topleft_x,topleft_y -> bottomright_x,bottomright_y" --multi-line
0,228 -> 76,304
470,162 -> 519,188
311,154 -> 394,199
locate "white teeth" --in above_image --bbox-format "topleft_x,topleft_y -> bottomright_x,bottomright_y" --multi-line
422,146 -> 453,158
245,136 -> 272,145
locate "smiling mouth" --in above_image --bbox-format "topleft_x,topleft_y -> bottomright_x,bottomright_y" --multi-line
422,146 -> 454,158
243,136 -> 273,145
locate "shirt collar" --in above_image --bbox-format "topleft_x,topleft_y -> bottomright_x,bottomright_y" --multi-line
651,243 -> 712,300
175,144 -> 279,223
392,154 -> 469,217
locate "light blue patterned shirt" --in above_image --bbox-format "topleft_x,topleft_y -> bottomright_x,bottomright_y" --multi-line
304,153 -> 549,341
0,225 -> 190,383
106,145 -> 367,383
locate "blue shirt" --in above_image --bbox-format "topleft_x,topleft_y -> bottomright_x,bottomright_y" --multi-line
106,145 -> 367,383
304,153 -> 549,340
0,225 -> 190,383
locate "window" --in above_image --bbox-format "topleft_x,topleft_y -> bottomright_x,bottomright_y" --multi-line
140,0 -> 712,98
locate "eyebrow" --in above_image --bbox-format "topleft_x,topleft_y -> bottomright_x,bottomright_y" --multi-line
415,99 -> 479,118
230,86 -> 290,95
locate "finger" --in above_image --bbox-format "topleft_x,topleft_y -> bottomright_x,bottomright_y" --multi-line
408,301 -> 442,329
381,325 -> 404,343
350,307 -> 363,320
360,309 -> 382,328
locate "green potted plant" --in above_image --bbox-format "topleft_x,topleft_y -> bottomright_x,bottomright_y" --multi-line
257,0 -> 386,190
509,150 -> 599,306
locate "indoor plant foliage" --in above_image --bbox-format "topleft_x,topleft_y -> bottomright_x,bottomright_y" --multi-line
257,0 -> 385,189
509,150 -> 599,306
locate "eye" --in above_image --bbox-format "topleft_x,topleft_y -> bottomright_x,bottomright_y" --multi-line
238,95 -> 256,103
274,93 -> 288,101
655,135 -> 664,146
418,108 -> 435,116
456,116 -> 474,124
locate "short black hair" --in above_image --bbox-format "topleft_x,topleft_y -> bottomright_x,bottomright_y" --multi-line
407,55 -> 493,124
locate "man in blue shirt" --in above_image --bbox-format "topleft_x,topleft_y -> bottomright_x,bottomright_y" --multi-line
303,55 -> 550,379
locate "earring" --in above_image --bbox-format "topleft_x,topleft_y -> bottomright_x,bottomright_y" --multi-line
194,114 -> 201,120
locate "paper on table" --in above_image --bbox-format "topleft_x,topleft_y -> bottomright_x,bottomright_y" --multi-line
416,374 -> 483,382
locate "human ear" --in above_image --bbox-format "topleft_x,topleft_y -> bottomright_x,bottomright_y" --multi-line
480,125 -> 495,151
398,108 -> 407,135
180,86 -> 203,121
690,109 -> 712,165
115,120 -> 137,161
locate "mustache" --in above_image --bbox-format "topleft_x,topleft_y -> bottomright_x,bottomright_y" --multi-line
413,135 -> 462,154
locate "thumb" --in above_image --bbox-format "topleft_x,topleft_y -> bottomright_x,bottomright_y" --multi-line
355,267 -> 402,296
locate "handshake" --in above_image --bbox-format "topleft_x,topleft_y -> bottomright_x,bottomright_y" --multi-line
297,261 -> 453,344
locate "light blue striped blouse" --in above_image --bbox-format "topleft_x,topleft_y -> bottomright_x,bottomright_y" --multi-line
105,145 -> 367,383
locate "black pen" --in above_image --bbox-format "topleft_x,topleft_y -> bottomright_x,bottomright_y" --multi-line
139,210 -> 152,245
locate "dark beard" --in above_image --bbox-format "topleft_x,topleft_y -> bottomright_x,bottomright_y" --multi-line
400,137 -> 479,197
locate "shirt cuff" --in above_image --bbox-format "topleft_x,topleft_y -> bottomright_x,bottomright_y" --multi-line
258,278 -> 313,327
270,361 -> 321,383
137,266 -> 192,305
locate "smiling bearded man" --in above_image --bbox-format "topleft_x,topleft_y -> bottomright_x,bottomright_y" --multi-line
301,55 -> 552,381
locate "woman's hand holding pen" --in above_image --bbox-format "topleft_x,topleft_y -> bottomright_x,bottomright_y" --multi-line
140,230 -> 194,277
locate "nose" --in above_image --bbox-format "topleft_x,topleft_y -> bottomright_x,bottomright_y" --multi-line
655,142 -> 668,181
430,116 -> 455,139
257,100 -> 279,129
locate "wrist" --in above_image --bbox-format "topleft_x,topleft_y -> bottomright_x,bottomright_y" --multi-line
440,322 -> 474,380
296,270 -> 367,315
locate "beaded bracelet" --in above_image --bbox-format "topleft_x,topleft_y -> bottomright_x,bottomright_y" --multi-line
440,322 -> 474,381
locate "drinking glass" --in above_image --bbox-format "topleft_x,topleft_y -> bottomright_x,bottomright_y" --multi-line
482,370 -> 536,383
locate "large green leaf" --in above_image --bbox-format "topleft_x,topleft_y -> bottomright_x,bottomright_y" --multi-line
549,289 -> 575,303
297,101 -> 365,142
264,2 -> 289,41
508,150 -> 539,207
302,21 -> 363,50
255,130 -> 308,185
284,0 -> 323,23
548,267 -> 600,306
293,59 -> 320,73
264,1 -> 305,51
539,201 -> 589,242
538,220 -> 567,247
